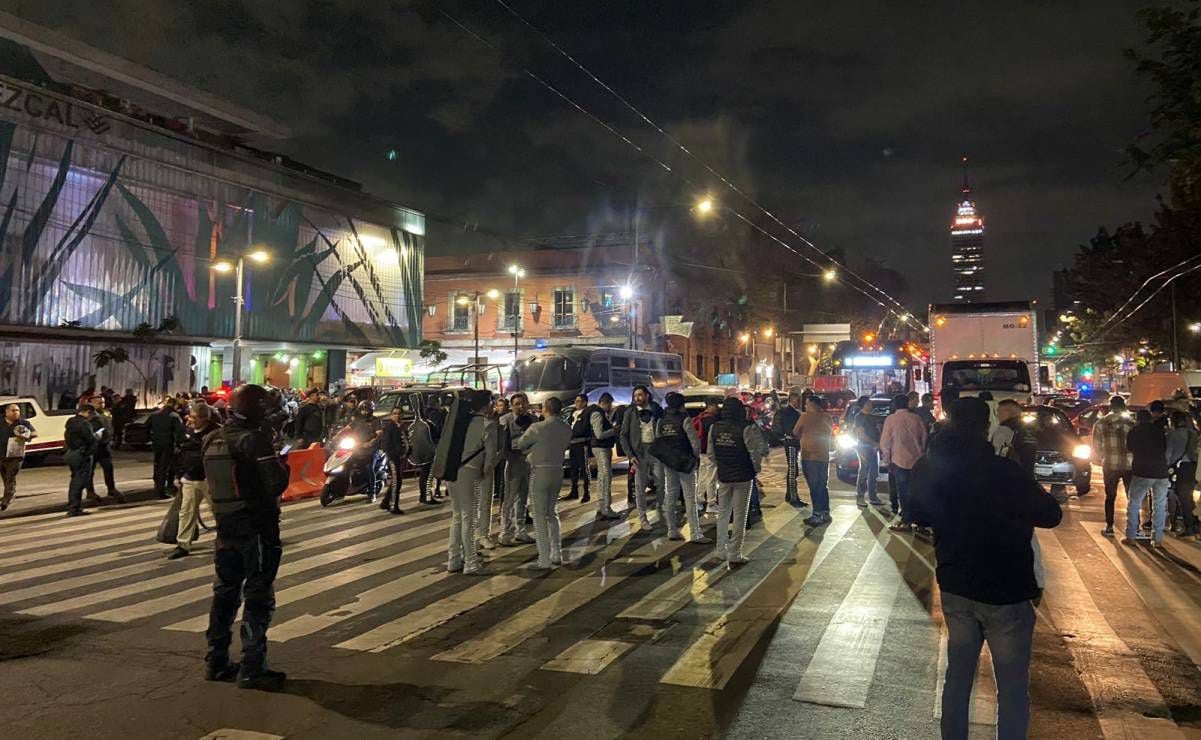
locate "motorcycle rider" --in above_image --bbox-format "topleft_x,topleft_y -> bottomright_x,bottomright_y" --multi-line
345,401 -> 384,502
498,393 -> 537,546
518,396 -> 573,569
203,384 -> 289,691
447,390 -> 497,575
589,393 -> 621,519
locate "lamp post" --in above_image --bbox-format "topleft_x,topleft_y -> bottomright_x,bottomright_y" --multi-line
213,249 -> 270,386
508,265 -> 525,367
620,284 -> 635,350
457,288 -> 500,387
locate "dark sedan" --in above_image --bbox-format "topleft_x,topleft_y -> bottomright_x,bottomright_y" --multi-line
1021,406 -> 1092,497
834,399 -> 893,486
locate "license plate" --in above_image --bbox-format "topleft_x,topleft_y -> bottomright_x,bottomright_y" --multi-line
1035,465 -> 1053,476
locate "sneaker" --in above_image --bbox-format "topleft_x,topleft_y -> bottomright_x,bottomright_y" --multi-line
66,510 -> 91,517
237,667 -> 286,691
462,563 -> 483,576
856,497 -> 867,508
107,492 -> 125,504
888,522 -> 913,533
389,508 -> 405,516
550,553 -> 563,566
205,661 -> 240,682
1150,539 -> 1163,549
727,555 -> 750,566
639,515 -> 653,530
379,498 -> 390,510
581,494 -> 591,504
1101,526 -> 1114,537
85,492 -> 102,502
447,561 -> 464,573
166,546 -> 189,560
1120,537 -> 1138,546
690,535 -> 713,544
480,535 -> 498,550
560,491 -> 580,501
797,500 -> 810,508
868,498 -> 886,507
667,531 -> 684,541
804,514 -> 828,527
421,498 -> 443,506
515,532 -> 535,544
497,534 -> 518,547
1142,520 -> 1153,531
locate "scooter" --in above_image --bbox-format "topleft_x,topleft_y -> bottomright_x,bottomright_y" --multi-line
320,429 -> 394,507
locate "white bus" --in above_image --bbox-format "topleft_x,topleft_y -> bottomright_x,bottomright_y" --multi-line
515,346 -> 685,407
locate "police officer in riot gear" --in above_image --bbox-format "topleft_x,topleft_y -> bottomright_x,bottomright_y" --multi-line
203,384 -> 290,690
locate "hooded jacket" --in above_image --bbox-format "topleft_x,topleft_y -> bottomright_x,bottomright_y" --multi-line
910,428 -> 1061,605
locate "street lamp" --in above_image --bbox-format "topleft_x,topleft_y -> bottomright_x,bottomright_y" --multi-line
457,289 -> 501,386
507,265 -> 526,373
823,268 -> 837,283
620,284 -> 636,349
212,250 -> 272,385
1190,322 -> 1201,334
695,196 -> 715,216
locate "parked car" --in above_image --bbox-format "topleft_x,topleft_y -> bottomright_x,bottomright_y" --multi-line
120,411 -> 154,449
1022,406 -> 1092,497
0,396 -> 74,460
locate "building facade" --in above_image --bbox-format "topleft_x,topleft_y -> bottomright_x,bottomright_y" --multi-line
951,160 -> 985,301
0,34 -> 423,405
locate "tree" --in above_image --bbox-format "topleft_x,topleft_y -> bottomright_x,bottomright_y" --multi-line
93,316 -> 180,404
418,339 -> 448,366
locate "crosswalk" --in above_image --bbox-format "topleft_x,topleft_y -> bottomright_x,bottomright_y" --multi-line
4,456 -> 1201,738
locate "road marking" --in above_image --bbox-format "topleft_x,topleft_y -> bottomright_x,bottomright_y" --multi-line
541,639 -> 637,675
431,531 -> 693,664
0,507 -> 169,551
793,530 -> 911,708
197,730 -> 284,740
617,502 -> 806,621
1081,522 -> 1201,669
23,505 -> 449,619
331,506 -> 632,652
1046,528 -> 1185,738
659,507 -> 857,690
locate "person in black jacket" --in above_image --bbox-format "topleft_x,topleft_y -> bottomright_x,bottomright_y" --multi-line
204,384 -> 289,691
85,396 -> 123,504
149,398 -> 185,499
379,407 -> 407,515
167,401 -> 221,559
910,397 -> 1061,740
1124,408 -> 1171,545
63,402 -> 97,517
294,391 -> 326,448
774,391 -> 803,506
564,394 -> 592,502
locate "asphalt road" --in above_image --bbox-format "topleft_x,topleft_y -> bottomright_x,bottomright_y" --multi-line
1,448 -> 157,517
1,450 -> 1199,738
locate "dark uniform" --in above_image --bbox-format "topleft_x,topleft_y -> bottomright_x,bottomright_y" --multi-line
567,406 -> 592,501
294,400 -> 326,448
149,405 -> 185,499
86,410 -> 120,501
63,411 -> 96,516
204,392 -> 289,689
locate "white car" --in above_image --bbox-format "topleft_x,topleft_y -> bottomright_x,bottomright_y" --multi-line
0,396 -> 73,459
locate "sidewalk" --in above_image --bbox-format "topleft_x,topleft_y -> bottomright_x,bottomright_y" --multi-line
1,449 -> 160,519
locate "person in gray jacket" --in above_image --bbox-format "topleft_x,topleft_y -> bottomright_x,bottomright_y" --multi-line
709,397 -> 768,564
498,393 -> 538,546
447,390 -> 498,575
518,397 -> 574,568
620,385 -> 665,530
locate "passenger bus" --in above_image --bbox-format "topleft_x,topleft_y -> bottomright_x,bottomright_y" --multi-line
514,346 -> 685,408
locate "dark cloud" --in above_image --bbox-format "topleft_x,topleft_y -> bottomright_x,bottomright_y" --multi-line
4,0 -> 1163,309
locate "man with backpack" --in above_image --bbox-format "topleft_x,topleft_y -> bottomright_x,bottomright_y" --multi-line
588,393 -> 621,520
203,384 -> 290,691
651,392 -> 711,543
445,390 -> 497,575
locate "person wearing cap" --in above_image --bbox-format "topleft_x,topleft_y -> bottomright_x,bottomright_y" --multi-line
911,396 -> 1061,740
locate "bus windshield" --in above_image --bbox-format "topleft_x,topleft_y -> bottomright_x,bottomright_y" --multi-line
942,360 -> 1031,392
517,355 -> 585,393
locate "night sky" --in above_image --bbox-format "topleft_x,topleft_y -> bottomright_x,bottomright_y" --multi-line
8,0 -> 1164,309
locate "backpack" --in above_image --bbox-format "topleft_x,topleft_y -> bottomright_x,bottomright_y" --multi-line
432,393 -> 475,482
650,413 -> 697,474
203,428 -> 245,517
406,419 -> 436,465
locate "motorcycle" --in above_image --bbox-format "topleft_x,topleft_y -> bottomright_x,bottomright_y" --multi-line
320,429 -> 395,507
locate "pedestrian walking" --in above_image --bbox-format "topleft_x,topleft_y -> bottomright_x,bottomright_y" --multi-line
0,403 -> 35,511
518,396 -> 573,569
167,401 -> 221,559
1092,396 -> 1135,537
792,394 -> 833,527
774,391 -> 804,506
694,398 -> 721,515
564,394 -> 592,502
446,390 -> 496,575
150,397 -> 185,500
1124,408 -> 1171,546
853,397 -> 884,508
203,384 -> 290,690
379,407 -> 407,515
1166,410 -> 1198,537
710,397 -> 768,564
498,393 -> 537,545
621,385 -> 665,531
650,392 -> 711,543
85,396 -> 123,504
588,393 -> 621,519
63,402 -> 96,517
881,393 -> 928,533
910,396 -> 1061,740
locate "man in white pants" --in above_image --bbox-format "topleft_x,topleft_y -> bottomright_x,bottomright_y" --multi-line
620,384 -> 665,530
694,398 -> 721,514
518,397 -> 574,569
708,397 -> 767,564
589,393 -> 621,519
498,393 -> 537,545
167,401 -> 220,559
447,391 -> 497,575
652,392 -> 712,543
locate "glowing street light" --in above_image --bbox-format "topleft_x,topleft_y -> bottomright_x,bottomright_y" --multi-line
211,250 -> 272,385
695,196 -> 715,216
619,284 -> 634,300
763,327 -> 774,339
823,268 -> 837,282
248,249 -> 270,264
1190,322 -> 1201,334
507,265 -> 526,369
739,332 -> 751,344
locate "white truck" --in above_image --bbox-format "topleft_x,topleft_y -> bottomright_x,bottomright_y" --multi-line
928,301 -> 1041,404
0,396 -> 74,460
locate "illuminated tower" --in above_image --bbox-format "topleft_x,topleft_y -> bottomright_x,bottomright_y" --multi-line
951,156 -> 984,301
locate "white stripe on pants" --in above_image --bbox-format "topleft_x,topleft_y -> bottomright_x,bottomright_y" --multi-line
697,456 -> 717,508
716,480 -> 753,560
634,455 -> 665,521
663,467 -> 701,538
529,465 -> 562,567
447,469 -> 482,571
477,469 -> 494,539
502,458 -> 530,537
594,446 -> 615,513
176,479 -> 210,553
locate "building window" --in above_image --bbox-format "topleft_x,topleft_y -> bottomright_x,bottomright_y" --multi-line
502,291 -> 522,331
695,354 -> 705,378
714,355 -> 720,377
451,294 -> 470,332
729,357 -> 736,375
600,286 -> 619,311
553,287 -> 575,329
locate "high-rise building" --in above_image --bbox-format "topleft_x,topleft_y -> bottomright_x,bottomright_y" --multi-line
950,156 -> 985,301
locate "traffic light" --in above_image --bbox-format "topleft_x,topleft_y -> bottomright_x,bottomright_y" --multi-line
1044,345 -> 1056,356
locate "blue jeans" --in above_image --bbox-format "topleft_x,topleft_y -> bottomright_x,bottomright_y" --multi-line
801,459 -> 830,516
855,446 -> 879,501
941,592 -> 1035,740
891,464 -> 913,524
1126,475 -> 1170,541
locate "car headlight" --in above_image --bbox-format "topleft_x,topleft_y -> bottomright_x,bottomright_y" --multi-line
338,437 -> 357,451
837,433 -> 857,450
1072,444 -> 1091,460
